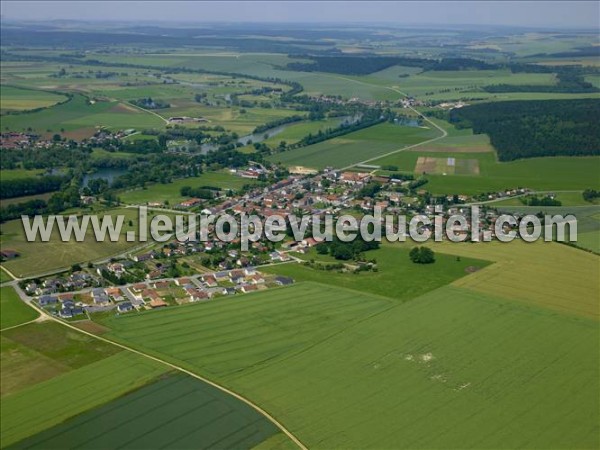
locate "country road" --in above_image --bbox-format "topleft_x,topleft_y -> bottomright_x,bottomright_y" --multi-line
333,77 -> 448,171
5,281 -> 308,450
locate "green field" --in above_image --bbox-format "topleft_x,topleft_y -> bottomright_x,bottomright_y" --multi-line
0,287 -> 38,329
98,280 -> 599,449
0,207 -> 155,277
119,172 -> 260,205
0,94 -> 165,137
0,351 -> 168,448
0,86 -> 67,112
268,123 -> 437,169
262,245 -> 488,301
12,374 -> 282,450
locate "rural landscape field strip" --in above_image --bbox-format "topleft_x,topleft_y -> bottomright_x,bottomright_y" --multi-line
11,374 -> 281,450
99,280 -> 599,449
434,241 -> 600,319
0,286 -> 39,330
102,284 -> 395,377
0,351 -> 168,447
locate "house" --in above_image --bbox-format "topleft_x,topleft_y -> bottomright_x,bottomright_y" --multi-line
152,280 -> 170,290
179,198 -> 201,208
247,274 -> 265,285
141,289 -> 161,301
93,294 -> 111,306
105,287 -> 124,302
132,252 -> 153,262
274,276 -> 294,286
202,275 -> 218,287
148,298 -> 168,308
214,271 -> 229,281
188,289 -> 209,302
107,263 -> 125,276
117,302 -> 134,313
240,284 -> 258,293
39,295 -> 58,307
243,267 -> 256,276
175,277 -> 191,286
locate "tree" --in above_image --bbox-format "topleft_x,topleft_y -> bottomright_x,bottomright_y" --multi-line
409,246 -> 435,264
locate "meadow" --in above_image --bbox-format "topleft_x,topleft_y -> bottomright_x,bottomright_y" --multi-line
268,122 -> 437,169
12,374 -> 282,450
262,245 -> 488,301
0,286 -> 38,329
99,280 -> 599,449
118,172 -> 260,205
0,86 -> 67,112
0,207 -> 157,277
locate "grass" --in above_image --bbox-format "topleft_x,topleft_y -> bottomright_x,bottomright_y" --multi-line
119,172 -> 260,205
13,374 -> 282,450
262,245 -> 489,301
0,351 -> 168,448
0,169 -> 45,181
98,281 -> 599,449
0,286 -> 38,330
374,150 -> 600,194
0,269 -> 13,283
0,207 -> 156,277
0,86 -> 67,112
1,94 -> 165,136
433,240 -> 600,319
268,123 -> 437,169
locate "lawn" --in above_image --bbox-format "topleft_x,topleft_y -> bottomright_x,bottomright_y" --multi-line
267,122 -> 437,169
262,245 -> 489,302
13,374 -> 284,450
0,351 -> 168,448
119,172 -> 260,205
98,281 -> 599,449
0,286 -> 38,329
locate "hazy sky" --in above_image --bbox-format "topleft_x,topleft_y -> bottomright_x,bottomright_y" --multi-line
2,1 -> 599,28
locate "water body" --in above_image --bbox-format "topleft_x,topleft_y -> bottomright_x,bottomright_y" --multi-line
394,117 -> 422,127
82,168 -> 128,187
200,114 -> 362,154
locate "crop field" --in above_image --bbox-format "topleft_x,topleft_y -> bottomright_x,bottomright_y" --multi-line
1,351 -> 168,448
0,287 -> 38,330
415,156 -> 480,175
494,205 -> 600,254
0,94 -> 165,137
374,149 -> 600,194
262,245 -> 489,301
119,172 -> 260,205
0,86 -> 67,112
13,374 -> 283,450
262,118 -> 347,146
98,279 -> 599,449
433,240 -> 600,319
268,123 -> 437,169
0,207 -> 157,277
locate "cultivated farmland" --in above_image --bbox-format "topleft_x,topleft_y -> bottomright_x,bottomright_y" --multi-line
13,374 -> 283,450
268,123 -> 437,169
98,281 -> 600,449
1,351 -> 168,448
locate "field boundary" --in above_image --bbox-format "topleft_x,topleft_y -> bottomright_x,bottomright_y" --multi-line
12,284 -> 308,450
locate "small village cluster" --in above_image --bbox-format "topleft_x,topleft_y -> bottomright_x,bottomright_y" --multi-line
34,267 -> 294,319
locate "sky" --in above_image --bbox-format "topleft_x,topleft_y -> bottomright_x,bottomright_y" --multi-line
1,1 -> 599,29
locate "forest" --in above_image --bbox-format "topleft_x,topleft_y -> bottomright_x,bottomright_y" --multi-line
449,99 -> 600,161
